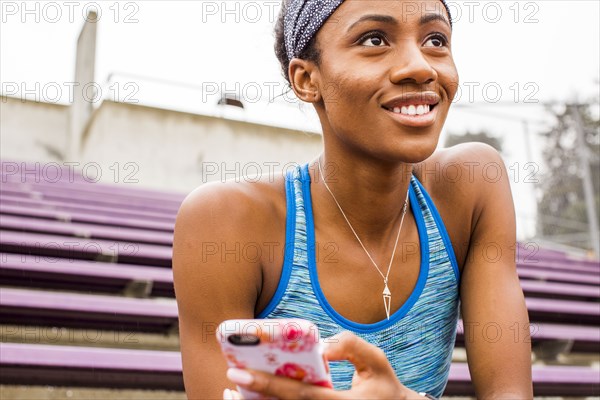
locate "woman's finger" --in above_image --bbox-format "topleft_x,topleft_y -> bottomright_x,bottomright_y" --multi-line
227,368 -> 344,400
323,331 -> 390,374
223,388 -> 244,399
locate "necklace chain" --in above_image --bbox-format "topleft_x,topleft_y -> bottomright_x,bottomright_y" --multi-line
316,157 -> 410,285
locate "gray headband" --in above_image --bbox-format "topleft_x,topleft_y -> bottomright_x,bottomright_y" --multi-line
283,0 -> 453,61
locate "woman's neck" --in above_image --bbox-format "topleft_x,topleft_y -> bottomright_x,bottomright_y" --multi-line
308,149 -> 414,244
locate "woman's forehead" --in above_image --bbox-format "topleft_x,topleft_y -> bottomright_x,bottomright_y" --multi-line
328,0 -> 451,28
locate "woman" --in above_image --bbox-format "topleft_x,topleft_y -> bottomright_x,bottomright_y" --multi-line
172,0 -> 533,398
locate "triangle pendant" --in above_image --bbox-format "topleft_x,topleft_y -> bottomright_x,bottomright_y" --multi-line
382,284 -> 392,320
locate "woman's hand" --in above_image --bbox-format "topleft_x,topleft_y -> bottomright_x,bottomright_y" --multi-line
222,331 -> 427,400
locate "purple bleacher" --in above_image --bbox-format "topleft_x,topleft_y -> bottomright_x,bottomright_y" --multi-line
456,320 -> 600,353
517,259 -> 600,274
446,363 -> 599,396
3,284 -> 599,340
1,342 -> 598,395
1,161 -> 186,201
517,245 -> 600,268
0,343 -> 184,390
519,279 -> 600,301
0,230 -> 172,267
2,158 -> 599,396
517,267 -> 600,285
0,253 -> 174,297
0,253 -> 600,301
3,252 -> 598,304
526,297 -> 600,325
0,287 -> 177,332
0,193 -> 176,222
1,179 -> 184,210
1,181 -> 181,215
0,203 -> 174,232
1,214 -> 173,245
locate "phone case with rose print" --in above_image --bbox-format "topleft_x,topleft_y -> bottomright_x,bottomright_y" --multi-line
216,318 -> 333,399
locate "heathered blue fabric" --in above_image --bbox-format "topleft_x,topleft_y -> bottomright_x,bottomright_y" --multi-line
257,163 -> 461,397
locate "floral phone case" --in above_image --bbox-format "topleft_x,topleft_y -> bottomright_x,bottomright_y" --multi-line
216,318 -> 333,399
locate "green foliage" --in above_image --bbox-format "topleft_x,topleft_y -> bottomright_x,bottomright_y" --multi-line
536,103 -> 600,249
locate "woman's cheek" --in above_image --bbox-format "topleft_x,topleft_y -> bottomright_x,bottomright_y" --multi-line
437,63 -> 460,102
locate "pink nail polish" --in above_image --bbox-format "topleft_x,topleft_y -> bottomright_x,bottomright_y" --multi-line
227,368 -> 254,385
223,388 -> 233,400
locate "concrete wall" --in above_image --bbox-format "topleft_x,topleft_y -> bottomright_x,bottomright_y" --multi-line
1,97 -> 323,193
1,96 -> 69,162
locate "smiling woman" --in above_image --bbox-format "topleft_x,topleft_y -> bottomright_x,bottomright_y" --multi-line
172,1 -> 533,399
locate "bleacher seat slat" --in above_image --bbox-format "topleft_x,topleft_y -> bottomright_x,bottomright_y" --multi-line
1,214 -> 173,245
3,286 -> 599,342
2,168 -> 186,202
517,260 -> 600,275
0,203 -> 174,232
1,187 -> 179,216
0,231 -> 172,267
0,193 -> 177,222
1,343 -> 597,395
2,253 -> 598,303
0,342 -> 184,390
0,287 -> 177,332
446,363 -> 599,396
455,320 -> 600,354
517,267 -> 600,285
0,253 -> 174,297
525,297 -> 600,325
519,279 -> 600,301
517,248 -> 600,268
1,181 -> 182,213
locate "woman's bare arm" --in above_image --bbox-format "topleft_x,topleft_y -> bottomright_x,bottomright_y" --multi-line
458,143 -> 533,398
173,182 -> 264,399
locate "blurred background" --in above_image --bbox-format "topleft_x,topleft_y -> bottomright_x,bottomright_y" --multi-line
1,1 -> 599,399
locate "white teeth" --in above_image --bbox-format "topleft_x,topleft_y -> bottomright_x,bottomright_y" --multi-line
388,104 -> 432,115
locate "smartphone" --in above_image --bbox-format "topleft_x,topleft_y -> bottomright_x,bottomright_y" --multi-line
216,318 -> 333,399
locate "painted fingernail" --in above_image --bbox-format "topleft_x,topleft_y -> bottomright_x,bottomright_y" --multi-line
223,388 -> 233,400
227,368 -> 254,385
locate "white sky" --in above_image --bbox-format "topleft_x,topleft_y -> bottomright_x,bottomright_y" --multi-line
1,0 -> 599,240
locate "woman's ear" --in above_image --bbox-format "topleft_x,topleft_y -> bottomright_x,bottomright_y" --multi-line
288,58 -> 322,104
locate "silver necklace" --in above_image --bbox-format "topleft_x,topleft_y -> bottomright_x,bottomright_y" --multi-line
317,157 -> 410,320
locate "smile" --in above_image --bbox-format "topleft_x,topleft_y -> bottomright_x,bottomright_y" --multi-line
381,103 -> 439,128
384,104 -> 434,116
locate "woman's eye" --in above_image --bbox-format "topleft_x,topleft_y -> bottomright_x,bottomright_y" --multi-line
424,34 -> 448,48
359,33 -> 387,47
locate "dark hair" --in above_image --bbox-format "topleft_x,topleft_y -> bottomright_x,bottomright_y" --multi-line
274,0 -> 321,88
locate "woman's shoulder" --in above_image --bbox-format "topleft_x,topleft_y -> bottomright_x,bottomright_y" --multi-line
174,172 -> 287,242
415,141 -> 506,198
413,142 -> 507,269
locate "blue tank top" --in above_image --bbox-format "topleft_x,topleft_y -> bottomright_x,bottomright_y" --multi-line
257,163 -> 461,397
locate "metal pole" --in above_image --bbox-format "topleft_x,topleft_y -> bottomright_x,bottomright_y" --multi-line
571,105 -> 600,258
522,120 -> 539,241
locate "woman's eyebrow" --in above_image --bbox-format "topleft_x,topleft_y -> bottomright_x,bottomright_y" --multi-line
346,14 -> 398,33
346,12 -> 450,33
420,13 -> 451,28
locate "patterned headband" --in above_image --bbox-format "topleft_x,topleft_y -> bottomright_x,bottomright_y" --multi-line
284,0 -> 453,61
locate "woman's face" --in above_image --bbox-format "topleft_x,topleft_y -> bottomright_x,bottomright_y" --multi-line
309,0 -> 459,163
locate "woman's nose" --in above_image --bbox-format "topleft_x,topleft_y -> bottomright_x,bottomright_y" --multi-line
388,45 -> 438,85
